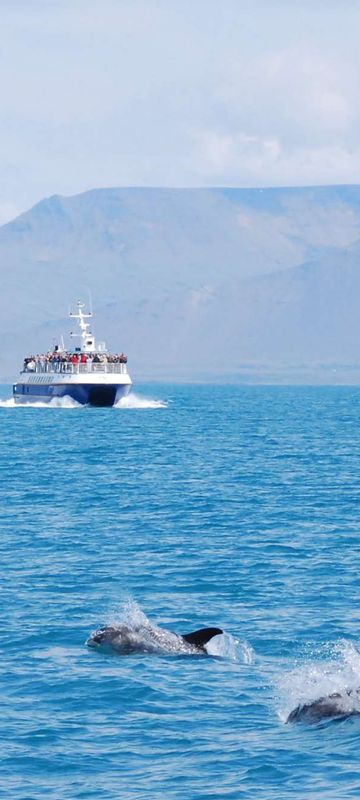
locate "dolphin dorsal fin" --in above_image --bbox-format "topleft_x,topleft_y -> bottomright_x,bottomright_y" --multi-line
182,627 -> 223,649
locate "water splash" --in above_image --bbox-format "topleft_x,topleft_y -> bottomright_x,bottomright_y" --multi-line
93,598 -> 250,661
0,398 -> 17,408
106,598 -> 196,654
276,640 -> 360,723
114,392 -> 168,409
90,600 -> 193,655
109,598 -> 151,629
0,391 -> 167,409
0,395 -> 81,409
205,632 -> 255,663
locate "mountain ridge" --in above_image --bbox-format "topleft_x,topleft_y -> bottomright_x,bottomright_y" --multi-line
2,185 -> 360,382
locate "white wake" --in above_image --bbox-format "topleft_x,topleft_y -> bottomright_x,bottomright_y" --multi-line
114,392 -> 168,409
0,392 -> 166,409
0,395 -> 81,409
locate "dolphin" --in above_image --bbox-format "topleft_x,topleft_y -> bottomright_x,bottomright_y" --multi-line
286,689 -> 360,723
87,623 -> 223,655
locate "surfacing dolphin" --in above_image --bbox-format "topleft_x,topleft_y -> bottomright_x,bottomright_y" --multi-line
87,623 -> 223,655
286,689 -> 360,723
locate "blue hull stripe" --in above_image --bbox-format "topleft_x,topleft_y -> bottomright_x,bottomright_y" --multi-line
13,383 -> 130,407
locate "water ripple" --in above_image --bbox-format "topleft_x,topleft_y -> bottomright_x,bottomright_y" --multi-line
2,385 -> 360,798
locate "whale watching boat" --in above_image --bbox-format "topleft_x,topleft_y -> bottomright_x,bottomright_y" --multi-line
13,301 -> 132,406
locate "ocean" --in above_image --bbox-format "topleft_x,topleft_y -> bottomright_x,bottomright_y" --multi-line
1,383 -> 360,799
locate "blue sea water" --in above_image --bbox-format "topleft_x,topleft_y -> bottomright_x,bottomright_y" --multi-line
1,383 -> 360,799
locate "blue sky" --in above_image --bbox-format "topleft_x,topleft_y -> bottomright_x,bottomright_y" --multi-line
0,0 -> 359,221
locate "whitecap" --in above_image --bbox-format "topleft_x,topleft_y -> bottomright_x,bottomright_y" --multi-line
114,392 -> 168,409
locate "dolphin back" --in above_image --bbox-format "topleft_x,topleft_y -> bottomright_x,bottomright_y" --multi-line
181,627 -> 223,650
286,691 -> 360,724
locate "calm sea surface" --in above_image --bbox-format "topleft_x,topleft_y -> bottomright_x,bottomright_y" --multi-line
1,384 -> 360,799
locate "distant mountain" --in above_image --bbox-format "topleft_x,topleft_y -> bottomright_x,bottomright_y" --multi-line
2,185 -> 360,382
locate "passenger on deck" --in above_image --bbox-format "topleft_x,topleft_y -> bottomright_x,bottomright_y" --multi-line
22,349 -> 128,372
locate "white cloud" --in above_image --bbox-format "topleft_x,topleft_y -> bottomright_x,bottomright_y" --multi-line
188,35 -> 360,186
192,130 -> 360,187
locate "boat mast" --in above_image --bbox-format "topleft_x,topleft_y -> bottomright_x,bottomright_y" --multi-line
69,300 -> 95,352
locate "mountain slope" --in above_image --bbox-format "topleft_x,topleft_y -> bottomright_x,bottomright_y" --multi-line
2,185 -> 360,381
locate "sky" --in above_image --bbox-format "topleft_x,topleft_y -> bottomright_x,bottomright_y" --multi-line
0,0 -> 360,222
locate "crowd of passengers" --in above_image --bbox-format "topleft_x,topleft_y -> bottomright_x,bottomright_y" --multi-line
23,351 -> 128,372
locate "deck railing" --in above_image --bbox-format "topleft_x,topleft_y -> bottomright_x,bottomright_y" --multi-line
22,362 -> 128,375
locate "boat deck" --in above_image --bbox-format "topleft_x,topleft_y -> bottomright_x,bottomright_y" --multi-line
22,362 -> 129,376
